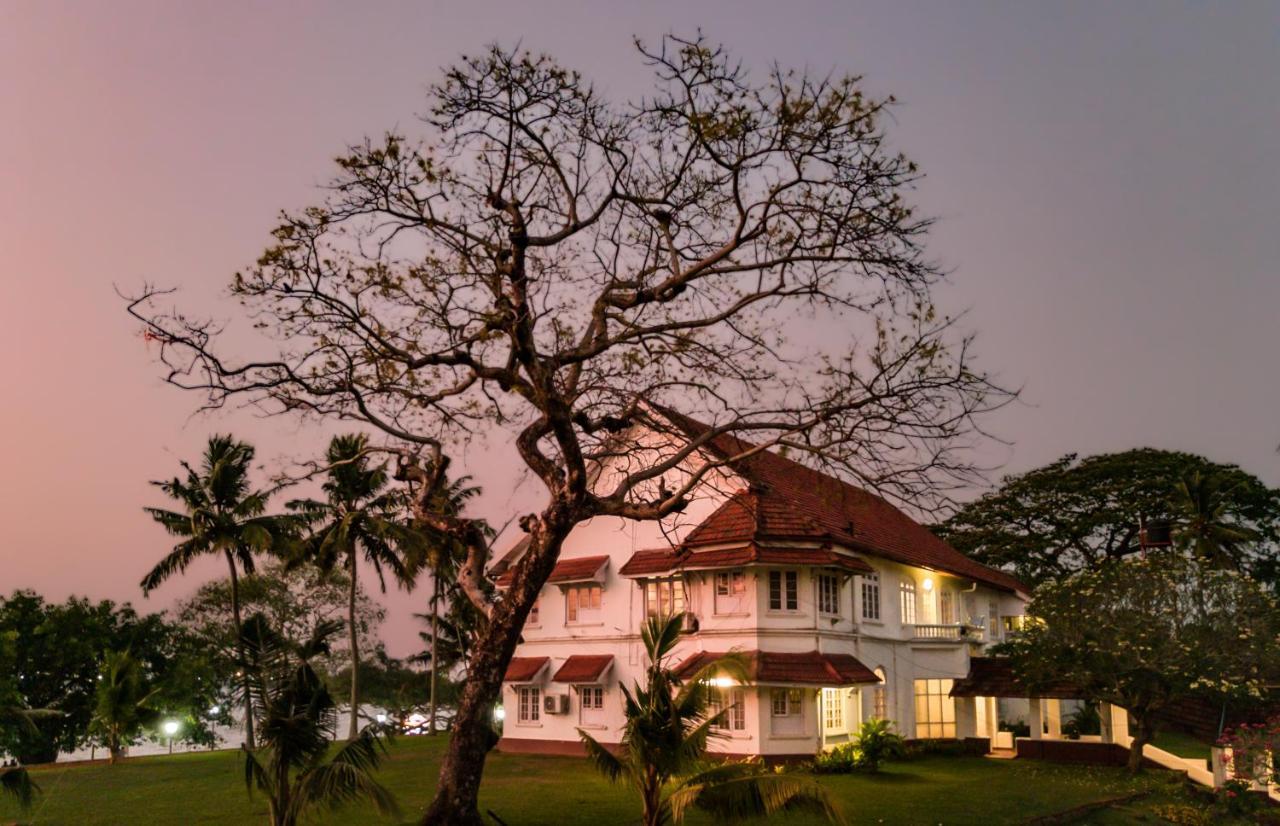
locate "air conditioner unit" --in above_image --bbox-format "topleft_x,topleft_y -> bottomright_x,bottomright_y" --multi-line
543,694 -> 570,715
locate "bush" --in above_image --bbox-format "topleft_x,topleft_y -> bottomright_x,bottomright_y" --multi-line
854,719 -> 907,772
811,742 -> 861,774
904,739 -> 968,759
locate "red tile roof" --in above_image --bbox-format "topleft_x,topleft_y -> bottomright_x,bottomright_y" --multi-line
503,656 -> 550,682
656,408 -> 1026,594
948,657 -> 1082,700
619,545 -> 873,576
496,555 -> 608,587
674,650 -> 880,686
552,655 -> 615,683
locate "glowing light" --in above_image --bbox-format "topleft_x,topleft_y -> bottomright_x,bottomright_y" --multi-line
708,677 -> 737,688
208,705 -> 221,716
922,577 -> 934,592
494,707 -> 506,721
376,713 -> 388,724
162,720 -> 180,737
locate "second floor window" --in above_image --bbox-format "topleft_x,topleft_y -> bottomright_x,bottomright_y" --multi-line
769,570 -> 798,611
528,598 -> 540,626
939,590 -> 955,625
644,578 -> 686,618
566,584 -> 602,623
861,572 -> 881,620
714,570 -> 748,614
899,581 -> 917,625
988,599 -> 1000,638
817,573 -> 841,616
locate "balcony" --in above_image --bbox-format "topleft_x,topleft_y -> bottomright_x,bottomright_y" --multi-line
910,623 -> 985,642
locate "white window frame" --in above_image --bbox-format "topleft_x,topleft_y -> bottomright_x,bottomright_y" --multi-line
822,687 -> 845,732
566,584 -> 603,624
713,570 -> 748,615
872,668 -> 888,719
768,570 -> 799,612
817,573 -> 841,616
643,577 -> 686,618
939,590 -> 956,625
709,687 -> 746,731
516,686 -> 540,724
578,684 -> 605,727
913,678 -> 956,739
770,688 -> 803,717
899,581 -> 917,625
861,572 -> 881,621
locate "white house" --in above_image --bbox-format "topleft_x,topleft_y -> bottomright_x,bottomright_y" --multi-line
489,409 -> 1028,759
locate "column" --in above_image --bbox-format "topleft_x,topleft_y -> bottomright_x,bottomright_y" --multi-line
1099,702 -> 1114,744
1109,704 -> 1130,746
1046,699 -> 1062,739
1028,698 -> 1044,740
955,696 -> 978,739
1210,747 -> 1228,788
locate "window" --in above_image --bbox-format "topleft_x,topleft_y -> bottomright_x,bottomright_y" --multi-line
770,688 -> 803,717
709,687 -> 745,731
768,570 -> 798,611
913,679 -> 956,739
899,581 -> 917,625
939,590 -> 955,625
987,599 -> 1000,638
566,584 -> 603,623
527,598 -> 540,626
644,578 -> 686,618
714,570 -> 748,614
872,668 -> 888,719
517,686 -> 540,723
578,685 -> 605,726
822,688 -> 845,731
817,574 -> 841,616
861,573 -> 881,621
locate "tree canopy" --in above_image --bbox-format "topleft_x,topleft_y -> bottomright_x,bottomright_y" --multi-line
937,449 -> 1280,587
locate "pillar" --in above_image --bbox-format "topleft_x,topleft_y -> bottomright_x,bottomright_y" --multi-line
1210,747 -> 1228,787
1028,698 -> 1044,740
1109,704 -> 1130,747
1099,702 -> 1114,744
1046,699 -> 1062,739
955,696 -> 978,739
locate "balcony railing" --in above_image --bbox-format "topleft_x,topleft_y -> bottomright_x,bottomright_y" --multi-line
910,623 -> 984,642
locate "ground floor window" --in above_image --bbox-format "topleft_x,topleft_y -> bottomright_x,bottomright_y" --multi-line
578,684 -> 604,727
770,687 -> 804,735
822,688 -> 845,731
709,687 -> 745,731
913,678 -> 955,738
771,688 -> 802,717
872,668 -> 888,719
517,686 -> 540,723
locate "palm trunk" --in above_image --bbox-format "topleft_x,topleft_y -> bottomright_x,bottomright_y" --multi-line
227,551 -> 255,751
348,551 -> 361,741
429,575 -> 439,736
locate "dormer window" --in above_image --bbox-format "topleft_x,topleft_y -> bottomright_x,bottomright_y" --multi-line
768,570 -> 798,612
643,578 -> 685,618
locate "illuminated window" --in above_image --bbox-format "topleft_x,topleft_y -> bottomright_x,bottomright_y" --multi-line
913,679 -> 956,739
988,599 -> 1000,638
861,573 -> 881,620
709,687 -> 745,731
517,686 -> 540,723
939,591 -> 955,625
873,667 -> 888,719
817,574 -> 841,616
643,578 -> 686,618
823,688 -> 845,731
769,571 -> 798,611
899,582 -> 917,625
566,584 -> 602,623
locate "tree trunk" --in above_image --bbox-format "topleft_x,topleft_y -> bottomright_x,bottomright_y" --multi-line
228,552 -> 255,751
1126,714 -> 1154,773
348,551 -> 361,741
421,525 -> 568,825
429,574 -> 439,736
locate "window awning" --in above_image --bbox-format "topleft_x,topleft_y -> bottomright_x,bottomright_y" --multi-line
503,656 -> 550,683
674,650 -> 880,686
496,555 -> 609,587
552,654 -> 615,683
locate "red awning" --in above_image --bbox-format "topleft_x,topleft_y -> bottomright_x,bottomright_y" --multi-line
552,654 -> 615,683
496,555 -> 609,587
674,650 -> 880,686
503,656 -> 550,682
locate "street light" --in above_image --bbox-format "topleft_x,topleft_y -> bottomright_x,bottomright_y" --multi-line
163,719 -> 180,754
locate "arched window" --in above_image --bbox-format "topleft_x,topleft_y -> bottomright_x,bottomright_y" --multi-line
872,667 -> 888,719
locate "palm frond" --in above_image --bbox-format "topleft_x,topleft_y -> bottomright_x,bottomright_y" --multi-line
0,766 -> 37,809
578,729 -> 626,782
668,765 -> 845,825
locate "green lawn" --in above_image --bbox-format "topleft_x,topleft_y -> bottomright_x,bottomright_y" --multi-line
1152,728 -> 1213,761
0,737 -> 1234,825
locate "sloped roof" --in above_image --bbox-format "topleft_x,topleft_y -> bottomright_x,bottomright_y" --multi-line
655,408 -> 1025,594
949,657 -> 1082,700
674,650 -> 880,686
496,555 -> 608,587
619,545 -> 873,577
552,655 -> 615,683
504,656 -> 550,682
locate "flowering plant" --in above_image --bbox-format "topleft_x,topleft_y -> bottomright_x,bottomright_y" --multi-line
1217,717 -> 1279,787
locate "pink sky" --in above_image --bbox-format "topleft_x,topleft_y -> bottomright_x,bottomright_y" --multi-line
3,1 -> 1279,656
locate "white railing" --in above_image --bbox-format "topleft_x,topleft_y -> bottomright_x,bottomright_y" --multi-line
910,623 -> 983,641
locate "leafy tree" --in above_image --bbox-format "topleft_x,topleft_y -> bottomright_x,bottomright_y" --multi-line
90,650 -> 160,764
938,449 -> 1280,587
999,552 -> 1280,771
287,434 -> 421,740
127,34 -> 1009,823
0,630 -> 51,809
579,614 -> 843,826
142,435 -> 299,749
238,615 -> 398,826
329,651 -> 432,729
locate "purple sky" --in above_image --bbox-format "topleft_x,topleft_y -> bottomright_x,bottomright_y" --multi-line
3,1 -> 1279,656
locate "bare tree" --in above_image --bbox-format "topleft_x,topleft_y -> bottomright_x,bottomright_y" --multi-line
126,35 -> 1010,825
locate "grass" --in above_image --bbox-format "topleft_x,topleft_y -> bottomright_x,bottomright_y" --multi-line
0,736 -> 1239,826
1152,728 -> 1214,761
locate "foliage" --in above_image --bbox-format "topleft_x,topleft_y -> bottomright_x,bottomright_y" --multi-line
937,449 -> 1280,587
90,650 -> 160,764
811,743 -> 861,774
237,615 -> 398,826
0,631 -> 44,808
287,434 -> 422,739
327,651 -> 436,725
1217,718 -> 1280,788
998,552 -> 1280,771
852,718 -> 907,772
1063,701 -> 1101,739
579,614 -> 843,826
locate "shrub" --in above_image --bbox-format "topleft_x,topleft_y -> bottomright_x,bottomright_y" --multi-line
853,719 -> 906,773
1150,803 -> 1212,826
812,743 -> 861,774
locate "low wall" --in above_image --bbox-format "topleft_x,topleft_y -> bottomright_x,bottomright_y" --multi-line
1015,738 -> 1130,767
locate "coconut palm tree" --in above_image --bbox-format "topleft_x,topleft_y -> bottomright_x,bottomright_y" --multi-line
288,434 -> 421,740
90,650 -> 160,765
1172,470 -> 1261,569
579,614 -> 845,826
238,614 -> 398,826
142,435 -> 298,750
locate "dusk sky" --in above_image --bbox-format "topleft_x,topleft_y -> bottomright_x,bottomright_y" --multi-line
3,1 -> 1278,656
